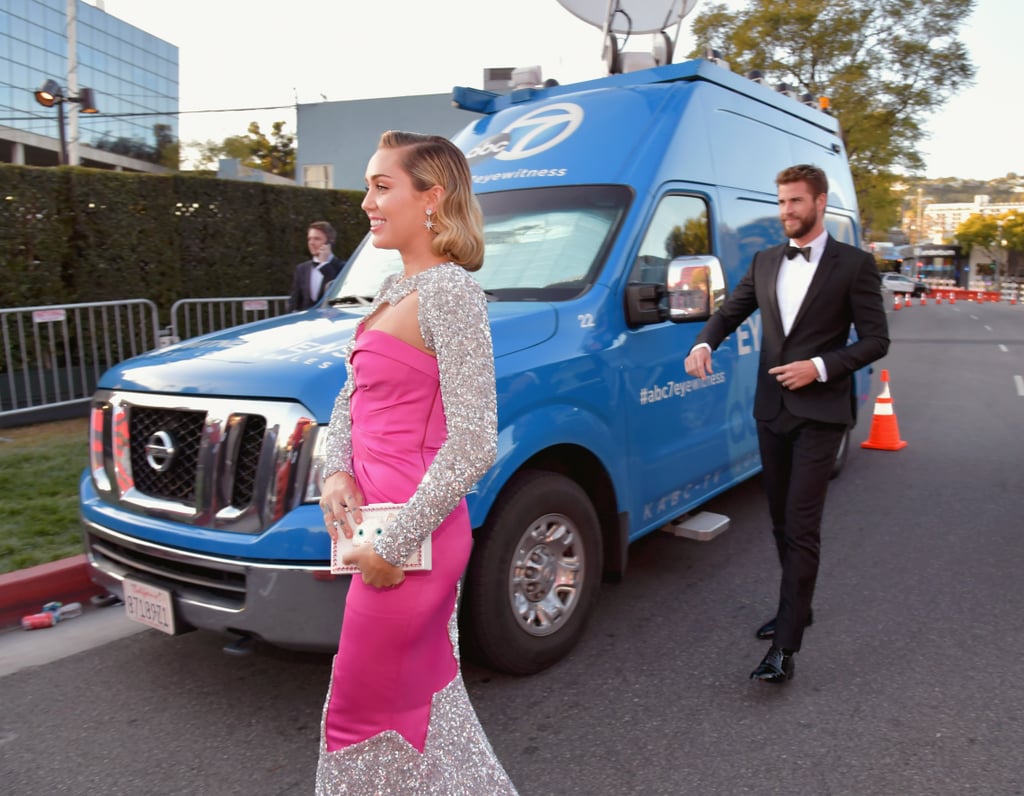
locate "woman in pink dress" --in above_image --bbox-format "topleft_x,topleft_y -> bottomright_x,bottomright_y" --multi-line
315,131 -> 518,794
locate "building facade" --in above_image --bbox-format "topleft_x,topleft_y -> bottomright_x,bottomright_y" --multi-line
0,0 -> 178,172
294,68 -> 523,191
295,93 -> 482,192
921,194 -> 1024,243
913,195 -> 1024,288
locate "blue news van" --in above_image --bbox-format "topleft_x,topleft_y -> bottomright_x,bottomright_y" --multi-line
81,57 -> 871,674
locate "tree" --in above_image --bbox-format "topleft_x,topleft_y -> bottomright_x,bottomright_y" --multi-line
956,210 -> 1024,284
666,215 -> 710,257
187,121 -> 296,178
689,0 -> 976,236
246,121 -> 296,178
153,123 -> 179,170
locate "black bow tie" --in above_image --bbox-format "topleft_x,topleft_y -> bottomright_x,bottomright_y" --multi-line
786,245 -> 812,260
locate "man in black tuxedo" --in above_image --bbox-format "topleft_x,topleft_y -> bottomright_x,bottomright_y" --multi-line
287,220 -> 346,312
684,164 -> 889,683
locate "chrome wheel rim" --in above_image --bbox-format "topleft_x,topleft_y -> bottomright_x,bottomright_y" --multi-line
508,512 -> 584,637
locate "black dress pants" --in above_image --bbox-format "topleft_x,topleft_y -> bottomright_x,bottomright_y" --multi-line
756,406 -> 848,652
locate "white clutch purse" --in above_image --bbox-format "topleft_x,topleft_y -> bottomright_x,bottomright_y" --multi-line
330,502 -> 432,574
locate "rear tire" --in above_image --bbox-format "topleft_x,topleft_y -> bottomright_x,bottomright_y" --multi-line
462,470 -> 602,675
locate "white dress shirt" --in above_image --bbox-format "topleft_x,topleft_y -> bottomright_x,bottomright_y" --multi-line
777,229 -> 830,381
308,258 -> 329,302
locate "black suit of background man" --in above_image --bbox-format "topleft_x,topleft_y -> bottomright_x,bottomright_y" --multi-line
287,220 -> 347,312
685,164 -> 890,684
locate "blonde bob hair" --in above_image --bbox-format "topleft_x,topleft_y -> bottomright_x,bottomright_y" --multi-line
378,130 -> 485,271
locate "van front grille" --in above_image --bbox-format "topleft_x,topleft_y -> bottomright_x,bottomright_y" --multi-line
129,407 -> 206,504
231,415 -> 267,508
91,391 -> 318,533
89,533 -> 246,608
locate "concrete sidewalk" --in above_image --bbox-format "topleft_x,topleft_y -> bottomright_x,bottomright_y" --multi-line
0,554 -> 147,677
0,555 -> 105,630
0,600 -> 147,677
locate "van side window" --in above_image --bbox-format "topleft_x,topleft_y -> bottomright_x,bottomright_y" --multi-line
630,195 -> 725,308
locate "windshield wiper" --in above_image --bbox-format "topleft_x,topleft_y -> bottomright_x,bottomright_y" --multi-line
329,295 -> 374,306
331,292 -> 498,305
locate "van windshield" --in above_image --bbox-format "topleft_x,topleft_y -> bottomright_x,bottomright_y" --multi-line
328,185 -> 631,303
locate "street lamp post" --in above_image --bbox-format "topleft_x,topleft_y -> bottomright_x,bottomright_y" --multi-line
33,78 -> 98,165
999,238 -> 1008,293
994,219 -> 1007,293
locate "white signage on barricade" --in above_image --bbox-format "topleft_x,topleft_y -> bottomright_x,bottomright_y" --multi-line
31,309 -> 67,323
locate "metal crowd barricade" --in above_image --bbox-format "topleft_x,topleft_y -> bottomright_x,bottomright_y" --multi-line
998,283 -> 1023,304
1,299 -> 160,419
169,296 -> 290,342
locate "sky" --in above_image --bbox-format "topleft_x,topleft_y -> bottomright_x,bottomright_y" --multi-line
97,0 -> 1022,180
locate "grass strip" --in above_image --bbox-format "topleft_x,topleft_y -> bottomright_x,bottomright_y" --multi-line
0,418 -> 89,574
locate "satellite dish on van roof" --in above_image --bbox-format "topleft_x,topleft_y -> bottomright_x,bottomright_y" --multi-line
556,0 -> 699,35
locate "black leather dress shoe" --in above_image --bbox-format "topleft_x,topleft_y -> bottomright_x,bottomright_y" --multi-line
755,609 -> 814,640
750,646 -> 794,683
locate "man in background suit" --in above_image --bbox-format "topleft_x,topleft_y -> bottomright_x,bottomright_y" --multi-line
287,220 -> 346,312
684,164 -> 889,683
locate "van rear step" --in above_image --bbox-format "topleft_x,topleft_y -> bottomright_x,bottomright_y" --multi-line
660,511 -> 730,541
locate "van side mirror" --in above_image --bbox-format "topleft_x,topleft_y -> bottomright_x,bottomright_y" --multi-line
625,254 -> 718,326
665,257 -> 714,322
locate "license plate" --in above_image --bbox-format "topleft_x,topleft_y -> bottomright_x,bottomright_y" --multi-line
123,578 -> 176,634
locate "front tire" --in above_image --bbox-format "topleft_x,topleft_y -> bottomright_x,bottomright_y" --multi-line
462,470 -> 602,675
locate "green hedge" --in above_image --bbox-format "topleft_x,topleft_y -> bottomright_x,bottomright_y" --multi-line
0,164 -> 366,319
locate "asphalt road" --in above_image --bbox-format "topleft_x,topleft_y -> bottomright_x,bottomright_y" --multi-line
2,300 -> 1022,796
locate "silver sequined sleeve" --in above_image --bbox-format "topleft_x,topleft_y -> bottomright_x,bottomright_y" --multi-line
374,265 -> 498,566
322,337 -> 358,481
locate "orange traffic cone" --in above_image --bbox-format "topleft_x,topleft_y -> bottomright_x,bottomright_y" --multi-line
919,294 -> 927,306
893,293 -> 902,311
861,370 -> 907,451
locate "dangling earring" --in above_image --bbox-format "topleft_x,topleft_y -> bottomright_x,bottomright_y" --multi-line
424,208 -> 435,231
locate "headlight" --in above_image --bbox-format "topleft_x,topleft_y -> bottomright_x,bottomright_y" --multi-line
89,402 -> 111,492
302,426 -> 330,503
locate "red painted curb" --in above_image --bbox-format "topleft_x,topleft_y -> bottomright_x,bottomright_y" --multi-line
0,555 -> 103,629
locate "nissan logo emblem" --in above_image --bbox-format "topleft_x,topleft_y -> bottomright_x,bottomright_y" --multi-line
145,430 -> 177,473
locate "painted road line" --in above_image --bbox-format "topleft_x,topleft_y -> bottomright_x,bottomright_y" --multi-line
1015,374 -> 1024,397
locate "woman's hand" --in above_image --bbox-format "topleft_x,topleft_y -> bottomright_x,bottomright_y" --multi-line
342,545 -> 406,589
321,473 -> 403,588
320,472 -> 364,542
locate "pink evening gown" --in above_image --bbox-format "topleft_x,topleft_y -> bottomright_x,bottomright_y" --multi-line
316,265 -> 517,795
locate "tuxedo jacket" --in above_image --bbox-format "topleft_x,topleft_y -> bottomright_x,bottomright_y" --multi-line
287,255 -> 345,312
695,236 -> 889,426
